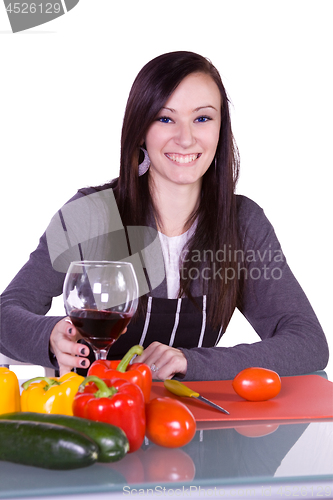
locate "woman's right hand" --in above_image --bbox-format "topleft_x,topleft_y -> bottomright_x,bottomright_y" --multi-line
50,318 -> 90,376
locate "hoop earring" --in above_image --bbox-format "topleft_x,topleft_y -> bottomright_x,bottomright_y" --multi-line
138,148 -> 150,176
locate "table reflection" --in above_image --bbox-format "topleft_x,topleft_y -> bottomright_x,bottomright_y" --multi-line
103,421 -> 333,484
0,420 -> 332,499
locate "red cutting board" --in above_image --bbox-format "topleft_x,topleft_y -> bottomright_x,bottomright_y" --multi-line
150,375 -> 333,422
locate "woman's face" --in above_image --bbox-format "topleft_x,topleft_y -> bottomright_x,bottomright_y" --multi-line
145,72 -> 221,190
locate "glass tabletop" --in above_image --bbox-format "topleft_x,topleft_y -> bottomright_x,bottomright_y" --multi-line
0,419 -> 332,499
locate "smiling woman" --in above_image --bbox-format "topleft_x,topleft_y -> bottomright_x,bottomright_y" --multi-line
0,51 -> 329,381
145,72 -> 221,193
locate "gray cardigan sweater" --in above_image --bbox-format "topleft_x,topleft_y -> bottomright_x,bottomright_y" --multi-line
0,187 -> 329,379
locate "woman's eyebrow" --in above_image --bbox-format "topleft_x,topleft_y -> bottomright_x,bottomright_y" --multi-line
160,107 -> 175,113
160,105 -> 218,113
194,105 -> 218,112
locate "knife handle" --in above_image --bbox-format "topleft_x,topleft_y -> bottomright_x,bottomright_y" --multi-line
164,380 -> 200,398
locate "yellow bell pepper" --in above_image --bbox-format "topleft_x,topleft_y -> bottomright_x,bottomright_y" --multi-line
21,372 -> 84,415
0,367 -> 21,414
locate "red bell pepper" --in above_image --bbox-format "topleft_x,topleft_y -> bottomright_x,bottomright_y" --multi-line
73,376 -> 145,453
88,345 -> 152,403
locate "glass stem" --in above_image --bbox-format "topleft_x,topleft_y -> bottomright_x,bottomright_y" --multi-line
95,348 -> 109,360
100,349 -> 109,360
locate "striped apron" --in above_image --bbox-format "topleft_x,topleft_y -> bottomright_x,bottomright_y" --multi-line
80,294 -> 223,372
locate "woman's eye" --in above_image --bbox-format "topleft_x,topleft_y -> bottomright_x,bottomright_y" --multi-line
158,116 -> 172,123
195,116 -> 211,123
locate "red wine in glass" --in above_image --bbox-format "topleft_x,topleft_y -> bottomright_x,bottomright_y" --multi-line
70,308 -> 133,350
63,261 -> 139,360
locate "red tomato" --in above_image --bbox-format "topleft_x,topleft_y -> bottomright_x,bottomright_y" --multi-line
146,397 -> 196,448
232,367 -> 281,401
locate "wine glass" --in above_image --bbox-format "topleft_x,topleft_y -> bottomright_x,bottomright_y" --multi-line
63,261 -> 139,360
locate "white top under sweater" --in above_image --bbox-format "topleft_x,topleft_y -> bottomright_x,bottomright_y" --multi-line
158,222 -> 197,299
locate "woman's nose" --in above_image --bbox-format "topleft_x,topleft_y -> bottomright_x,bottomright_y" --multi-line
174,122 -> 196,149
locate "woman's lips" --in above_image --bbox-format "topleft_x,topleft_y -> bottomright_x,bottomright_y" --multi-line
165,153 -> 201,164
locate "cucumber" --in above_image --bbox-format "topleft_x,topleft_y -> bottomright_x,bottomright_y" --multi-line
0,412 -> 129,463
0,420 -> 98,469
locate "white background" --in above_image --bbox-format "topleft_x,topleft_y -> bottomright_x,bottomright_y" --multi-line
0,0 -> 332,380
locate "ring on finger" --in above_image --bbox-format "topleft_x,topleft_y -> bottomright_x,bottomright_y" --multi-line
150,363 -> 159,373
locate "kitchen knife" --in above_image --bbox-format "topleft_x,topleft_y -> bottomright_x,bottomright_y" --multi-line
164,379 -> 229,415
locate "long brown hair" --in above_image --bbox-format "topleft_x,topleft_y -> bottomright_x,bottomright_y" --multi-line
114,51 -> 241,332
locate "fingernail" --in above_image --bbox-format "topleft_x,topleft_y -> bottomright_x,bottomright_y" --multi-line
80,347 -> 86,356
80,359 -> 87,367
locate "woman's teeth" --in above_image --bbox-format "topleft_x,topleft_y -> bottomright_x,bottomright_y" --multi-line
166,153 -> 200,164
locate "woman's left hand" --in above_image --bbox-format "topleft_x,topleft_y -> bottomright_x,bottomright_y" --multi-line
133,341 -> 187,380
